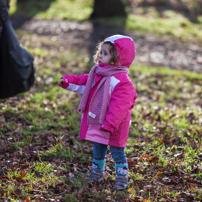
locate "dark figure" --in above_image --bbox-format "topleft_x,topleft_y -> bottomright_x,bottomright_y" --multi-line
0,0 -> 9,37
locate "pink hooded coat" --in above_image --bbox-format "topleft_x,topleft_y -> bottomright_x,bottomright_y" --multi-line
61,35 -> 137,147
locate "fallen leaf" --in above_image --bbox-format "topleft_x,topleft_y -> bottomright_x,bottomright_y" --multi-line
174,153 -> 184,159
128,160 -> 137,166
15,170 -> 27,180
24,197 -> 30,202
147,156 -> 159,163
144,185 -> 153,191
128,187 -> 134,192
14,189 -> 22,196
158,138 -> 164,143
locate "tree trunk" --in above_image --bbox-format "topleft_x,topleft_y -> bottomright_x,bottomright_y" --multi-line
90,0 -> 127,18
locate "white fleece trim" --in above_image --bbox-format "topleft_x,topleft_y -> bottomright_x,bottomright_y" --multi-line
67,77 -> 119,95
109,76 -> 120,94
104,34 -> 134,44
66,83 -> 85,94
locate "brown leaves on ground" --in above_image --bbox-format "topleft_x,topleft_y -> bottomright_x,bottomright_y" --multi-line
1,109 -> 202,201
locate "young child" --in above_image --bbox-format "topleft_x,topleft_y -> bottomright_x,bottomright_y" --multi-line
58,35 -> 137,191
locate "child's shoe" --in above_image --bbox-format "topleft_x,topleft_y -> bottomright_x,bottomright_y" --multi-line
112,175 -> 128,191
88,171 -> 104,184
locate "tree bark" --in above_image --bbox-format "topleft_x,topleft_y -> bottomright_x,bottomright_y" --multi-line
90,0 -> 127,18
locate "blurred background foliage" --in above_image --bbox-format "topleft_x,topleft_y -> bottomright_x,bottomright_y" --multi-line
9,0 -> 202,45
10,0 -> 202,20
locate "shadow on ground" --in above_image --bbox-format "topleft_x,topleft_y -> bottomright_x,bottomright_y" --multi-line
10,0 -> 55,28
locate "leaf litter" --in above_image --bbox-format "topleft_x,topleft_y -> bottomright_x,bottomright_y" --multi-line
0,20 -> 202,202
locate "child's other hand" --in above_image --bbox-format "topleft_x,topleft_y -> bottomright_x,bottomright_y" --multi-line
58,78 -> 64,87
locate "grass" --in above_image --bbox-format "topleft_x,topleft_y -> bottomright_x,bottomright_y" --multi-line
10,0 -> 93,20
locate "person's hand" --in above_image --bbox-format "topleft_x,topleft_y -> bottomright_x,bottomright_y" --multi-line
58,78 -> 64,87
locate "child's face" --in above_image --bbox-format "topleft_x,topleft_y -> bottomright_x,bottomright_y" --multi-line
98,43 -> 112,65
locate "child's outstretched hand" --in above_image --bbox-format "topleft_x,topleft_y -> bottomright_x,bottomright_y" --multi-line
58,78 -> 64,87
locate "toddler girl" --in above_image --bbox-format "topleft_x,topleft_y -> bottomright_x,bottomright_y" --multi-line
58,35 -> 137,191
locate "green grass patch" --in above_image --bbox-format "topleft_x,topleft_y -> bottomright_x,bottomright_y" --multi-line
10,0 -> 93,21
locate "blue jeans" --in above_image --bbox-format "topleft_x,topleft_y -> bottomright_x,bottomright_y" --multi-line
93,142 -> 127,163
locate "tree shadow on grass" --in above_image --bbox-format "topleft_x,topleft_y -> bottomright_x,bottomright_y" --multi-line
10,0 -> 55,29
86,17 -> 128,72
139,0 -> 202,23
86,0 -> 129,72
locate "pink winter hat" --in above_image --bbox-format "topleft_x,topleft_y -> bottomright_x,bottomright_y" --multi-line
104,34 -> 136,67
